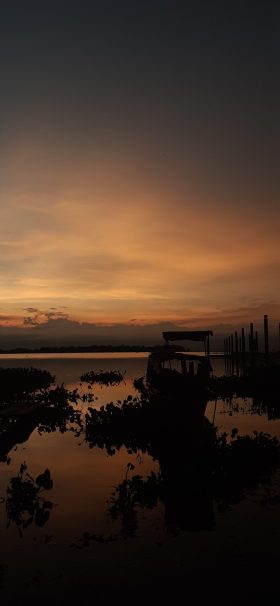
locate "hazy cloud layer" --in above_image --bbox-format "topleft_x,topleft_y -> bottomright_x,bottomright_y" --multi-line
0,306 -> 279,351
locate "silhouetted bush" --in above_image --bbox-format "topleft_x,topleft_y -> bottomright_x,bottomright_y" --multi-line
0,367 -> 55,402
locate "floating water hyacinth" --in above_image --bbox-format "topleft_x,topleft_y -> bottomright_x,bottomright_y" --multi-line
80,369 -> 124,385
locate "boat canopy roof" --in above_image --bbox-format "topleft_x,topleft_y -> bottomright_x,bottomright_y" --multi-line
162,330 -> 213,343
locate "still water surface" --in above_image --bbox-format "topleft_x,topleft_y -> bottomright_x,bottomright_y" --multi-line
0,354 -> 279,603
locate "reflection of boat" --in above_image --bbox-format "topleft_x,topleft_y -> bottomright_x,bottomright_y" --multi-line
151,416 -> 216,531
144,330 -> 213,400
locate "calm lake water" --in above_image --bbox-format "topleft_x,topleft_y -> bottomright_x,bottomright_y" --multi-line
0,353 -> 279,604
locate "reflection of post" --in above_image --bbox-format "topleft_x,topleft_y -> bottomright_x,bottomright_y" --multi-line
224,337 -> 228,373
264,314 -> 269,363
255,330 -> 258,353
205,334 -> 210,361
241,328 -> 246,373
230,334 -> 234,374
234,331 -> 239,375
181,357 -> 187,375
189,361 -> 194,377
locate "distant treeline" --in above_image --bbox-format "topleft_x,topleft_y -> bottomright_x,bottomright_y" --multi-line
0,344 -> 185,354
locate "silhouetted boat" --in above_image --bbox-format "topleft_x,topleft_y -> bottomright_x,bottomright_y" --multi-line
146,351 -> 212,397
136,330 -> 213,402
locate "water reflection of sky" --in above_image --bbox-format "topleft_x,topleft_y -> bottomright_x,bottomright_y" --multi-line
0,354 -> 279,602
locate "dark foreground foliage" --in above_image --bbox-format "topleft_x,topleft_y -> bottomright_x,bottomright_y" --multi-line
35,385 -> 82,435
85,394 -> 207,453
0,367 -> 55,403
0,385 -> 82,463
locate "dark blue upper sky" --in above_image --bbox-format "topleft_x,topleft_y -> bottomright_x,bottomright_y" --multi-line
1,0 -> 279,187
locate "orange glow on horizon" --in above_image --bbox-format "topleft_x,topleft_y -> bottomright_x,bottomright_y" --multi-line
0,138 -> 279,337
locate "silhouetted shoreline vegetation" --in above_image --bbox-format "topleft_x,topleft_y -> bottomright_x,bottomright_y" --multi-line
0,344 -> 186,354
0,368 -> 83,463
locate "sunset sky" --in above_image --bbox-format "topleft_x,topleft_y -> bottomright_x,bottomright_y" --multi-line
0,1 -> 279,345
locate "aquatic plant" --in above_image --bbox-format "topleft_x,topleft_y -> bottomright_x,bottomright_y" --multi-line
80,369 -> 124,385
70,531 -> 118,549
0,385 -> 83,462
85,392 -> 207,454
30,385 -> 82,435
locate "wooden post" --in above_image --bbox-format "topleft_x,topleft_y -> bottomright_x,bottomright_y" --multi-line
206,335 -> 210,360
241,328 -> 245,352
264,314 -> 269,361
255,330 -> 259,353
249,323 -> 254,364
249,323 -> 254,350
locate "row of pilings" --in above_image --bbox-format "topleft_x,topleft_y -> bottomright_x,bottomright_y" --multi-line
224,315 -> 279,375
